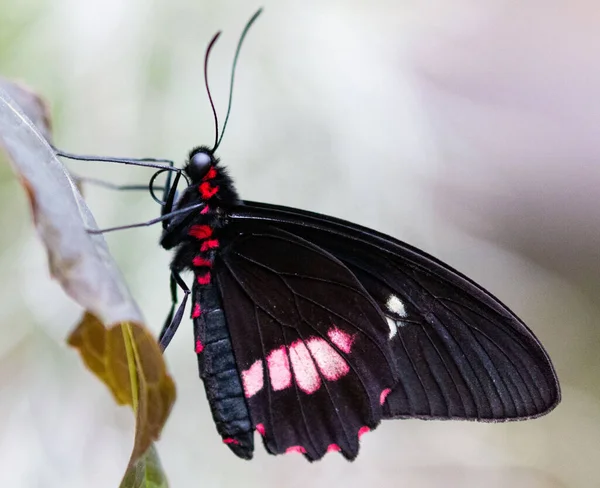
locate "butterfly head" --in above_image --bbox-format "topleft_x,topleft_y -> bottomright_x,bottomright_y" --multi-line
186,146 -> 218,182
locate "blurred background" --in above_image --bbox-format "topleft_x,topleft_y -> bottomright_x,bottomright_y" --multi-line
0,0 -> 599,486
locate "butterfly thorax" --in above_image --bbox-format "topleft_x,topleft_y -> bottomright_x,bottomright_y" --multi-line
160,147 -> 240,272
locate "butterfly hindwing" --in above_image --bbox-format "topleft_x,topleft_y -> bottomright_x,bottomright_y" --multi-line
214,227 -> 397,460
227,202 -> 560,423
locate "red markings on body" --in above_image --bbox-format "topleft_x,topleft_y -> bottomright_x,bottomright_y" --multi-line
223,438 -> 240,445
195,340 -> 204,353
188,224 -> 212,240
199,182 -> 219,199
197,273 -> 211,285
289,341 -> 321,394
380,388 -> 391,405
327,327 -> 354,354
192,256 -> 213,268
192,303 -> 202,318
267,346 -> 292,391
327,444 -> 341,453
255,423 -> 266,436
358,426 -> 370,439
285,446 -> 307,454
200,206 -> 209,214
306,338 -> 349,381
241,360 -> 264,398
202,166 -> 217,180
201,239 -> 219,251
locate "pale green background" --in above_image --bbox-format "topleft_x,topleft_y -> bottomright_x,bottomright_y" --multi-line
1,1 -> 598,487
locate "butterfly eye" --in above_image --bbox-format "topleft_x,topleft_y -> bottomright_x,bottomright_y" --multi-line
189,151 -> 213,179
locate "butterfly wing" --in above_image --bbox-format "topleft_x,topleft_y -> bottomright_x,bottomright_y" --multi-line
227,201 -> 560,424
214,226 -> 397,460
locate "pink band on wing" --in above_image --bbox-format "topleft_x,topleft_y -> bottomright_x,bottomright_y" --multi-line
191,303 -> 202,318
241,360 -> 264,398
358,426 -> 370,439
255,423 -> 266,436
306,338 -> 349,381
289,340 -> 321,394
223,438 -> 240,445
195,340 -> 204,354
267,346 -> 292,391
327,326 -> 354,354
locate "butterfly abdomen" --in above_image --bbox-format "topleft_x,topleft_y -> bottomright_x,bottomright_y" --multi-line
192,257 -> 254,459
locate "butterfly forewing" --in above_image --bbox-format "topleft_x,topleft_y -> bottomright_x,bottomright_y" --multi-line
215,228 -> 397,460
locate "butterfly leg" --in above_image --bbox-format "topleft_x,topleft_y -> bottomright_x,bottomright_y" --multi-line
158,270 -> 190,351
86,201 -> 205,234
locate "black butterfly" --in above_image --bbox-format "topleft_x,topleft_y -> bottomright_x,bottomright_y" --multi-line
56,9 -> 560,462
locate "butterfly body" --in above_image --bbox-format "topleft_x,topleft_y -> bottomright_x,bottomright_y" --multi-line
158,146 -> 560,462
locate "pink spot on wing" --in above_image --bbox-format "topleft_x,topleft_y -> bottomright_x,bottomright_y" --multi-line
358,426 -> 370,439
289,341 -> 321,394
380,388 -> 391,405
200,206 -> 210,214
223,438 -> 240,445
241,360 -> 264,398
256,423 -> 266,436
306,338 -> 349,381
327,444 -> 341,453
195,340 -> 204,354
201,239 -> 219,251
267,346 -> 292,391
285,446 -> 307,454
197,272 -> 211,285
327,327 -> 354,354
191,303 -> 201,318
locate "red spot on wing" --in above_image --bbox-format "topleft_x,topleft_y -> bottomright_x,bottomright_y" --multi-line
285,446 -> 307,454
188,225 -> 213,239
327,326 -> 354,354
358,426 -> 370,439
192,256 -> 213,268
195,340 -> 204,353
327,444 -> 341,453
255,423 -> 266,436
306,338 -> 349,381
202,167 -> 217,180
199,182 -> 219,199
289,341 -> 321,394
223,438 -> 240,445
200,206 -> 210,214
197,273 -> 211,285
242,360 -> 264,398
267,346 -> 292,391
192,303 -> 202,318
201,239 -> 219,251
380,388 -> 391,405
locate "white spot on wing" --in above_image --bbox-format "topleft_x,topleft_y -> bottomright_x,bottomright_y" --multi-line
386,294 -> 406,316
386,316 -> 398,339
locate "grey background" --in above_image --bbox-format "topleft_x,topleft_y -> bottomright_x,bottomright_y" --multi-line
0,1 -> 598,487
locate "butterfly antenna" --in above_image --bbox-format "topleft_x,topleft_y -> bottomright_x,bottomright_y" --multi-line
214,8 -> 263,151
205,31 -> 222,152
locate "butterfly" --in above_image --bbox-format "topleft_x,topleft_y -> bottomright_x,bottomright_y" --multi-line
56,8 -> 560,461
